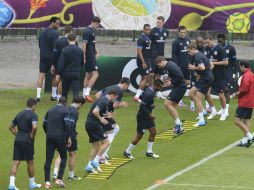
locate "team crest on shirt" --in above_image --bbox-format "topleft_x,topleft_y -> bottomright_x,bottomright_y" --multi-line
103,133 -> 107,137
95,66 -> 98,70
155,33 -> 158,35
214,51 -> 218,55
164,33 -> 167,36
142,129 -> 146,133
180,43 -> 182,45
160,37 -> 163,40
204,51 -> 207,55
226,49 -> 230,54
186,41 -> 190,45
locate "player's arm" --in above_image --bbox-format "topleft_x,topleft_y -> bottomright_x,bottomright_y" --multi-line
51,41 -> 60,74
213,47 -> 228,65
43,112 -> 48,133
31,114 -> 38,139
9,119 -> 17,136
93,105 -> 108,125
188,57 -> 205,70
57,51 -> 66,77
171,40 -> 178,62
64,110 -> 72,147
137,39 -> 146,68
95,91 -> 103,99
231,46 -> 238,73
82,29 -> 90,64
239,75 -> 250,95
113,101 -> 128,108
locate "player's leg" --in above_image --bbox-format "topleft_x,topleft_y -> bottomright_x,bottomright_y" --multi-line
71,73 -> 80,99
61,73 -> 71,99
218,91 -> 227,121
83,72 -> 91,97
44,139 -> 56,188
134,66 -> 149,101
36,72 -> 45,101
224,85 -> 231,116
206,89 -> 218,120
146,127 -> 159,158
53,154 -> 61,180
55,139 -> 68,187
27,160 -> 41,189
9,160 -> 20,190
195,91 -> 206,127
51,75 -> 58,101
124,133 -> 143,159
57,80 -> 62,99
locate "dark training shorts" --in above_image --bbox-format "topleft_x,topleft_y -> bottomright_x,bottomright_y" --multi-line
68,136 -> 78,152
136,112 -> 155,134
235,107 -> 253,119
137,59 -> 150,76
195,80 -> 211,95
103,118 -> 117,132
180,67 -> 190,81
85,56 -> 98,73
213,77 -> 226,94
167,86 -> 187,104
39,57 -> 51,73
85,120 -> 107,143
13,141 -> 34,161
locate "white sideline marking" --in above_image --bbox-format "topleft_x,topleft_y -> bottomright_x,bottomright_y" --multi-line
162,183 -> 254,190
145,140 -> 241,190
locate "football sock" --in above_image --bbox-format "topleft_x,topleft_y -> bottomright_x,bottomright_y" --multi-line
69,171 -> 74,178
29,177 -> 35,186
126,143 -> 135,154
175,118 -> 181,125
147,142 -> 154,153
9,176 -> 15,186
36,88 -> 41,98
85,87 -> 91,96
52,87 -> 57,97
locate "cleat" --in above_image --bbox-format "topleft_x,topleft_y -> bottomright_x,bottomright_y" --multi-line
35,98 -> 40,102
85,95 -> 94,103
85,165 -> 98,174
91,160 -> 102,172
219,114 -> 227,121
8,185 -> 19,190
194,121 -> 206,127
196,111 -> 208,121
146,152 -> 159,158
245,138 -> 254,148
174,123 -> 184,135
99,158 -> 111,165
50,96 -> 58,101
68,176 -> 81,181
44,184 -> 52,189
133,96 -> 141,103
123,151 -> 134,159
55,179 -> 66,188
29,183 -> 41,189
105,155 -> 111,160
207,112 -> 217,120
190,106 -> 195,112
217,109 -> 222,115
52,174 -> 57,181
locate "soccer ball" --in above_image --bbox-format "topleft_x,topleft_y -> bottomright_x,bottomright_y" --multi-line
226,12 -> 251,33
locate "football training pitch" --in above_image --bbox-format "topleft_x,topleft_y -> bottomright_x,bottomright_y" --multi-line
1,89 -> 254,190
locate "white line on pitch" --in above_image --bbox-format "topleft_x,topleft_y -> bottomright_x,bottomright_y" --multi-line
145,139 -> 241,190
161,183 -> 254,190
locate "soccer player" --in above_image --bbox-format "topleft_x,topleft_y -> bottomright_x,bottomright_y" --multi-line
53,96 -> 85,181
52,25 -> 75,99
36,16 -> 60,102
187,43 -> 215,127
95,77 -> 130,162
124,79 -> 163,159
154,56 -> 187,134
234,61 -> 254,147
85,89 -> 117,173
217,33 -> 237,116
149,16 -> 168,99
134,24 -> 151,101
204,35 -> 228,121
8,98 -> 41,190
57,33 -> 84,100
43,97 -> 72,188
172,25 -> 191,106
82,16 -> 101,103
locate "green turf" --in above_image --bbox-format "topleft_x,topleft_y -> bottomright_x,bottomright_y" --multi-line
0,89 -> 251,190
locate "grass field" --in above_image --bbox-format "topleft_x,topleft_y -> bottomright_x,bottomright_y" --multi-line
1,89 -> 254,190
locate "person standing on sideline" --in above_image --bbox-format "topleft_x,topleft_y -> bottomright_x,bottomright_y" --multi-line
234,61 -> 254,147
84,90 -> 117,173
82,16 -> 101,103
53,96 -> 85,181
133,24 -> 152,101
43,97 -> 72,188
217,33 -> 237,117
149,16 -> 168,99
36,16 -> 60,102
52,25 -> 75,99
204,35 -> 228,121
154,56 -> 187,135
8,98 -> 41,190
124,79 -> 163,159
57,33 -> 84,100
172,25 -> 191,107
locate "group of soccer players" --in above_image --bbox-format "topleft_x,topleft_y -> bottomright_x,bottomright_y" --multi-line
7,15 -> 254,190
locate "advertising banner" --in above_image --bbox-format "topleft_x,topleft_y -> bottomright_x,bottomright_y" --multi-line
1,0 -> 254,33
